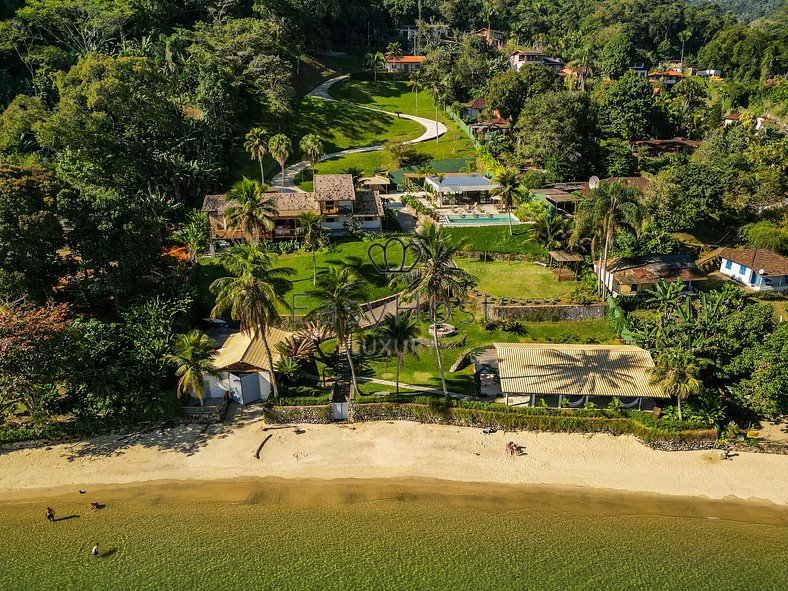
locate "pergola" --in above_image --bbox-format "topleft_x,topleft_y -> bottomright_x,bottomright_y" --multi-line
548,250 -> 582,281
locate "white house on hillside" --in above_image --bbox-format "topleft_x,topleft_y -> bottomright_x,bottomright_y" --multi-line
509,50 -> 563,73
719,248 -> 788,292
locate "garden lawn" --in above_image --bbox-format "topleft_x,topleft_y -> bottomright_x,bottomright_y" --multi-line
361,311 -> 617,396
294,96 -> 422,154
444,225 -> 547,257
193,237 -> 402,317
456,260 -> 574,300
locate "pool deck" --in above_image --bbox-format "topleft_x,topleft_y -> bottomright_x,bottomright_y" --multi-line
435,204 -> 523,227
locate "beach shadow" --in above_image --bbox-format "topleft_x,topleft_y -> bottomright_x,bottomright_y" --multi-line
99,548 -> 118,558
54,515 -> 80,522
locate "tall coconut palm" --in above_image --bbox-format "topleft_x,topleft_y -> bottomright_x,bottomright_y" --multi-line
309,265 -> 370,399
649,348 -> 703,422
678,30 -> 692,69
165,330 -> 221,407
407,70 -> 423,112
298,210 -> 325,285
224,178 -> 278,242
572,180 -> 641,297
298,134 -> 324,182
268,134 -> 292,188
568,45 -> 595,92
534,207 -> 570,249
491,169 -> 524,236
397,221 -> 476,398
376,313 -> 420,394
243,127 -> 268,185
210,243 -> 294,399
366,51 -> 385,84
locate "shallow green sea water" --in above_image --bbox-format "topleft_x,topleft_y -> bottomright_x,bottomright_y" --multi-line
1,479 -> 786,590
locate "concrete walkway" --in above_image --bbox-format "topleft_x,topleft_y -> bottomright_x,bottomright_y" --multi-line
272,75 -> 448,192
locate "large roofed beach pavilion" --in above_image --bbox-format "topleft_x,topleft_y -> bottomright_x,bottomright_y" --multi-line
495,343 -> 668,410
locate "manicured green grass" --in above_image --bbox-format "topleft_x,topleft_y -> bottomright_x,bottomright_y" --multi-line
193,238 -> 411,317
455,259 -> 574,300
361,312 -> 617,395
294,96 -> 422,154
444,225 -> 547,257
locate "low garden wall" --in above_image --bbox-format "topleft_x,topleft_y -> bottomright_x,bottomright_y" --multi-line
181,400 -> 229,424
491,304 -> 607,322
350,402 -> 718,450
263,405 -> 333,424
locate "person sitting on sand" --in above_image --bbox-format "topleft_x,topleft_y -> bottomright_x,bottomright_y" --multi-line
91,543 -> 99,557
46,507 -> 55,522
90,502 -> 99,511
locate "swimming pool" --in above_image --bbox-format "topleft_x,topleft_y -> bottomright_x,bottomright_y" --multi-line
446,213 -> 518,224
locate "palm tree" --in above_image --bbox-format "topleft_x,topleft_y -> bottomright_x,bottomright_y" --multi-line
649,348 -> 702,422
243,127 -> 268,185
491,169 -> 524,236
268,134 -> 292,188
534,208 -> 570,249
341,166 -> 364,187
298,211 -> 325,285
165,330 -> 220,407
397,221 -> 476,398
366,51 -> 385,84
210,243 -> 295,399
296,320 -> 334,363
309,265 -> 370,399
572,180 -> 641,297
376,313 -> 420,394
568,45 -> 594,92
678,30 -> 692,69
224,178 -> 278,242
299,134 -> 324,182
385,41 -> 403,60
407,70 -> 423,112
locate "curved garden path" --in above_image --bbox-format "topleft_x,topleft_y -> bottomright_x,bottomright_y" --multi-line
272,74 -> 448,192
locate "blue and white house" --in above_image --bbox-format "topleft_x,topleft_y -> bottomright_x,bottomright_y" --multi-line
719,248 -> 788,292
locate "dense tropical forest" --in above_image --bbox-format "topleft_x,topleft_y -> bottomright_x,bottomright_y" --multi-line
0,0 -> 786,437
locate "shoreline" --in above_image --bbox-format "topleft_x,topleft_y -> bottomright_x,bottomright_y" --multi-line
4,476 -> 788,527
3,418 -> 788,506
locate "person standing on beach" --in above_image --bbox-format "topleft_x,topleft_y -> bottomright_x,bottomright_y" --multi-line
46,507 -> 55,522
91,543 -> 99,557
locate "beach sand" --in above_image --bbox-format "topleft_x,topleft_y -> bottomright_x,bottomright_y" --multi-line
1,411 -> 787,505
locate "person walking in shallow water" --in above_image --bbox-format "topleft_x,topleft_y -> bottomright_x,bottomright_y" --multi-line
46,507 -> 55,522
91,543 -> 99,557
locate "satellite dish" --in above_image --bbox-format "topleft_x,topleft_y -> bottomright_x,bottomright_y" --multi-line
758,268 -> 765,275
589,176 -> 600,190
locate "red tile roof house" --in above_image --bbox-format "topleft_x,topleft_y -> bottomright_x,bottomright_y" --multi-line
384,55 -> 425,74
647,69 -> 684,87
719,248 -> 788,292
462,98 -> 486,119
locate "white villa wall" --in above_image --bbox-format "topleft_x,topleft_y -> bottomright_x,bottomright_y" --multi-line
719,258 -> 788,292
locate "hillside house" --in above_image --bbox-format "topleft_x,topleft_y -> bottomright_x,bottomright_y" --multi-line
476,28 -> 506,48
202,174 -> 383,247
384,55 -> 425,74
510,50 -> 564,73
597,254 -> 705,296
719,248 -> 788,292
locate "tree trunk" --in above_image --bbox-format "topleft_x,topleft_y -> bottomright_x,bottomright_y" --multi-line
677,394 -> 683,422
601,225 -> 612,299
261,330 -> 280,399
312,248 -> 317,285
507,203 -> 513,236
435,100 -> 439,144
434,326 -> 447,399
259,158 -> 265,185
415,89 -> 418,112
345,335 -> 358,400
396,353 -> 401,394
280,162 -> 285,188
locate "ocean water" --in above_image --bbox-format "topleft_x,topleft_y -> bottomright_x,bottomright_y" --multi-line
0,479 -> 786,591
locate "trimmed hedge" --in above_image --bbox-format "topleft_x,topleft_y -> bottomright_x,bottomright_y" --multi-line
350,401 -> 717,448
273,395 -> 331,406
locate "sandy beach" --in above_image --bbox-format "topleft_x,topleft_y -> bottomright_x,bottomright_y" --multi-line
1,411 -> 787,505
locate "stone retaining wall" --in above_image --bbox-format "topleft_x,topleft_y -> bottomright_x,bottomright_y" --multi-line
491,303 -> 606,322
264,405 -> 333,424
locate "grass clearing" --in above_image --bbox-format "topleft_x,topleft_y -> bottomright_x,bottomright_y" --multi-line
455,259 -> 575,300
444,225 -> 547,257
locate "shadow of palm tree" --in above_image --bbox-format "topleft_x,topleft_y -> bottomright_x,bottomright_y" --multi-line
502,349 -> 642,395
